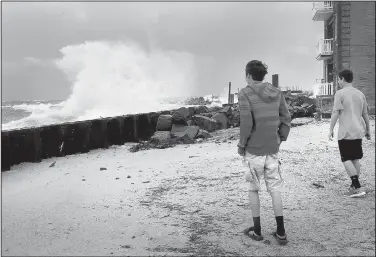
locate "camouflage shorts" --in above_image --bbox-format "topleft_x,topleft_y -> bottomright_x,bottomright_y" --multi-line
242,152 -> 286,192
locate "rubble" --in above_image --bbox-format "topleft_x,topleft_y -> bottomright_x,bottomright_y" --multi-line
192,115 -> 219,132
129,92 -> 318,152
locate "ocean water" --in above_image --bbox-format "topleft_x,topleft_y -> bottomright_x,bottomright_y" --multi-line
1,100 -> 190,131
2,41 -> 228,131
1,98 -> 226,131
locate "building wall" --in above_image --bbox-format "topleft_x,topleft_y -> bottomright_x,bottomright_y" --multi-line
349,1 -> 375,114
333,1 -> 375,114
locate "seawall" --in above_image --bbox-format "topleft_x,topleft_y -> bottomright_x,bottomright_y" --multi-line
1,111 -> 167,172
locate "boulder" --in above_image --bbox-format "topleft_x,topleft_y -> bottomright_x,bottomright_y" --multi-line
219,106 -> 233,117
187,120 -> 194,126
229,111 -> 240,127
150,131 -> 172,143
197,129 -> 212,139
174,107 -> 190,119
156,115 -> 173,131
192,115 -> 219,132
212,112 -> 228,129
208,106 -> 222,113
195,105 -> 209,115
171,109 -> 188,125
160,110 -> 171,115
171,124 -> 199,144
188,107 -> 196,117
200,113 -> 213,118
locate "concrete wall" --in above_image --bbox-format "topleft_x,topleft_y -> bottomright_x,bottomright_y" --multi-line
1,111 -> 166,172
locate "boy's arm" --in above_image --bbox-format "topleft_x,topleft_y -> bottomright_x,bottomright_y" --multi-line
329,91 -> 343,138
362,95 -> 371,139
278,94 -> 291,142
237,89 -> 254,150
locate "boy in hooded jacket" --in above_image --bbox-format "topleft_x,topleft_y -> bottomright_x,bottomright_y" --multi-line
238,60 -> 291,245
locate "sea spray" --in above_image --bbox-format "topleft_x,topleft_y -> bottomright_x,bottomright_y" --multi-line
57,40 -> 199,119
2,41 -> 199,130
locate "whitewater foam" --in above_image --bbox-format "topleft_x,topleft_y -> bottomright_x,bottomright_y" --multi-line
2,40 -> 202,131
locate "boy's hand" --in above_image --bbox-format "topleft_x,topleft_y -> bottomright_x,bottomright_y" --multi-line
365,131 -> 371,140
328,130 -> 334,141
238,147 -> 245,156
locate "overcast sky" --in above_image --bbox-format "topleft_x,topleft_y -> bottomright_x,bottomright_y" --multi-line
2,2 -> 324,101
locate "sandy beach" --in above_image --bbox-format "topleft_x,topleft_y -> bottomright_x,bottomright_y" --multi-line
2,119 -> 375,256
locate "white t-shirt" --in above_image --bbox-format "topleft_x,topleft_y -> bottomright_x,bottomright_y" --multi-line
333,86 -> 368,140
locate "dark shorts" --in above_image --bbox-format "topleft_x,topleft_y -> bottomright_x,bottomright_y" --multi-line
338,139 -> 363,162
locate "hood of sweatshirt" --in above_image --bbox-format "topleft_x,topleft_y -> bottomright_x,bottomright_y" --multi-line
248,82 -> 281,103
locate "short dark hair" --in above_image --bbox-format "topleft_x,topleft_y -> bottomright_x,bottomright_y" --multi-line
245,60 -> 268,81
338,69 -> 353,83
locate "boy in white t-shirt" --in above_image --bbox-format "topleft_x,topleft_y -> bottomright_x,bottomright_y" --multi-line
329,69 -> 371,197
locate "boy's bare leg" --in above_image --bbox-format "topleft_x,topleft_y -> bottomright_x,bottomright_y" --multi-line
343,160 -> 358,177
270,191 -> 283,217
343,160 -> 362,190
352,159 -> 360,177
248,191 -> 261,216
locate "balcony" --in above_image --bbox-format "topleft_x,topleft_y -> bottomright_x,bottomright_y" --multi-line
316,82 -> 334,96
316,39 -> 333,61
312,1 -> 334,21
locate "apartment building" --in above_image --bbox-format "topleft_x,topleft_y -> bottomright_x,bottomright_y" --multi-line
313,1 -> 375,114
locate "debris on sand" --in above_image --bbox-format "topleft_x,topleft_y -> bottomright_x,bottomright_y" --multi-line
100,167 -> 107,171
313,182 -> 325,188
49,161 -> 56,168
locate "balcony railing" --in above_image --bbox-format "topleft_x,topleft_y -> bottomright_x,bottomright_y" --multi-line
316,39 -> 333,61
317,82 -> 334,96
312,1 -> 334,21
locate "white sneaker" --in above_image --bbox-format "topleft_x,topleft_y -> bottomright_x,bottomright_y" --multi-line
344,187 -> 366,198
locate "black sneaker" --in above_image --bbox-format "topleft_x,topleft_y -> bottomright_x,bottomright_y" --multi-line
272,232 -> 288,245
243,226 -> 264,241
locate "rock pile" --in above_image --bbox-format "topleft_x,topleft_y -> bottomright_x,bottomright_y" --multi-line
284,94 -> 316,119
154,105 -> 240,143
130,105 -> 240,152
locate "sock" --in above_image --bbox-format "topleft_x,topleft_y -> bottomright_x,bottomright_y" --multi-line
252,216 -> 261,235
350,175 -> 361,189
275,216 -> 285,236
